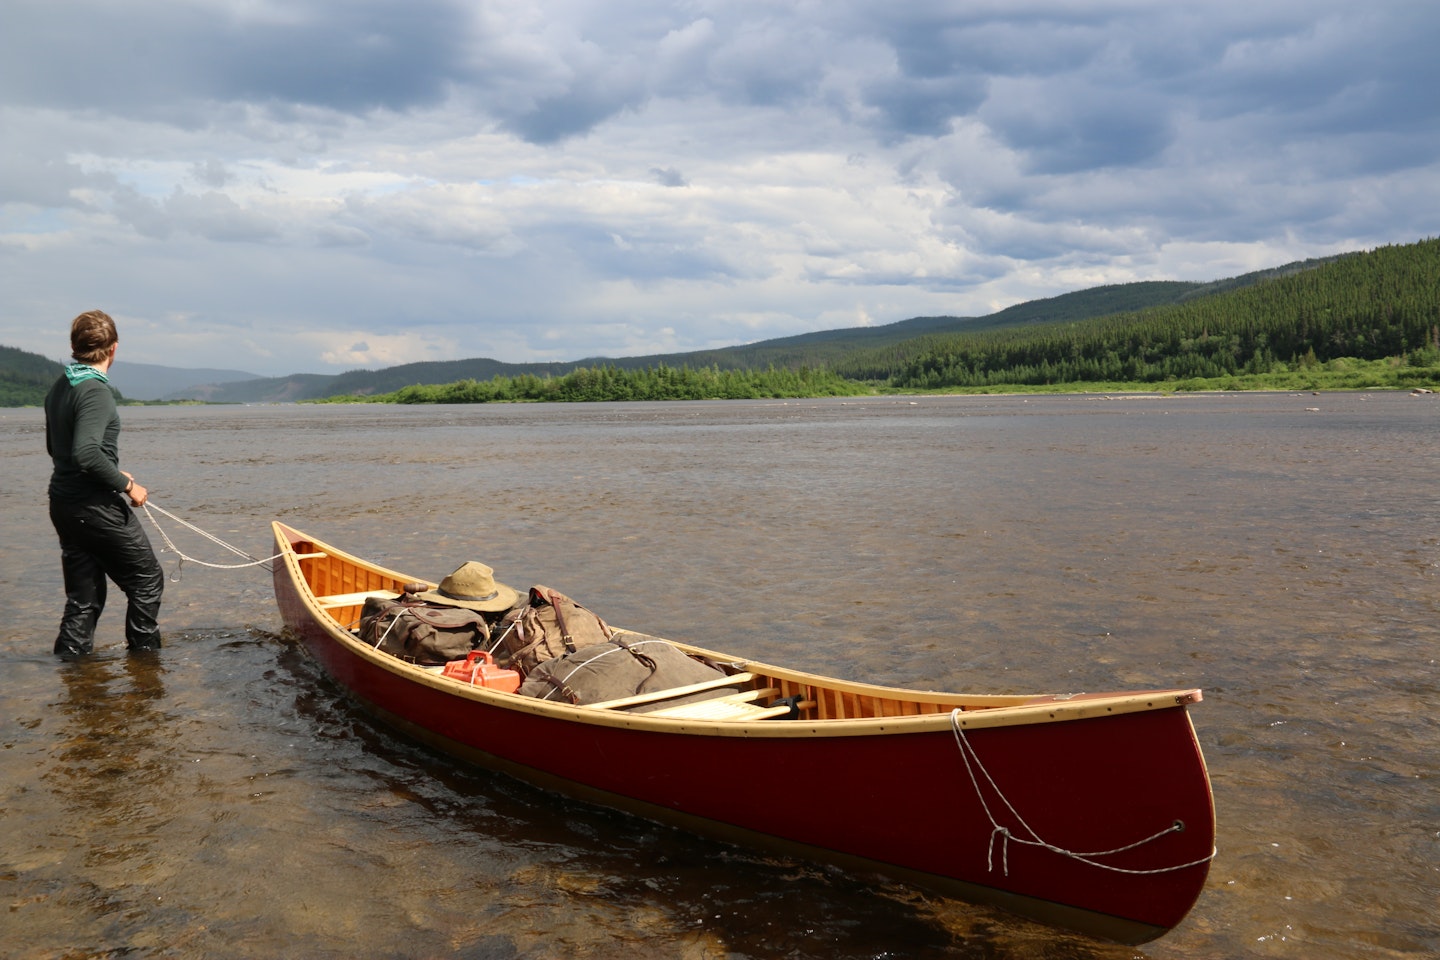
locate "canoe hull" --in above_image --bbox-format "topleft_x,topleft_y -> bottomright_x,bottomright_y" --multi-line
272,523 -> 1214,944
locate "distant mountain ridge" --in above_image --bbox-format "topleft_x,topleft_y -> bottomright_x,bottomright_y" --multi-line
0,349 -> 262,405
108,362 -> 263,401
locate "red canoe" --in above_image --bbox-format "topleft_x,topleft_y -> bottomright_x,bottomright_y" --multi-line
271,521 -> 1215,944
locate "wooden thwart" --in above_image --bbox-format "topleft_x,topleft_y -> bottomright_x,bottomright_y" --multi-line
314,589 -> 398,608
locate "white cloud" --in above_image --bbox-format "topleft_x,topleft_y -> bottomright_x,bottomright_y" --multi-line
315,330 -> 460,368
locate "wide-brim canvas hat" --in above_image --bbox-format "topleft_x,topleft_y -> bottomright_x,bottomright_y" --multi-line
418,561 -> 519,612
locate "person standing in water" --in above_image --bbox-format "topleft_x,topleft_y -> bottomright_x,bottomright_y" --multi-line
44,310 -> 164,656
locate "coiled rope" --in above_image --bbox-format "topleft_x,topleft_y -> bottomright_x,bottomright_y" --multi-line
141,501 -> 281,573
948,709 -> 1217,876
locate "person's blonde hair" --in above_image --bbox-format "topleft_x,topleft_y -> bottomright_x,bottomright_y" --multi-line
70,310 -> 118,364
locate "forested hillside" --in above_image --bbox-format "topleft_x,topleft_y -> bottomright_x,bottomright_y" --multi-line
879,240 -> 1438,389
0,346 -> 62,406
574,280 -> 1206,375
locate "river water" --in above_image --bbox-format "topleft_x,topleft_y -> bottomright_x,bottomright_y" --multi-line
1,392 -> 1436,959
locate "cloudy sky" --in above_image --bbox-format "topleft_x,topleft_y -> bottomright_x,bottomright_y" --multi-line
2,1 -> 1436,376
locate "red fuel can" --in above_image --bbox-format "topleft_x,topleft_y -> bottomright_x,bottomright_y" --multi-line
440,651 -> 521,693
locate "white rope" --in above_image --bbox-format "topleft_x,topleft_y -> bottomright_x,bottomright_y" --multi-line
141,501 -> 282,571
370,608 -> 407,649
485,619 -> 518,658
948,709 -> 1216,876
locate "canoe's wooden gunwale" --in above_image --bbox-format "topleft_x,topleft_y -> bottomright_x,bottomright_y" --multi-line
274,522 -> 1201,737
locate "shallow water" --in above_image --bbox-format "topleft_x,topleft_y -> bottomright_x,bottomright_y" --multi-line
2,393 -> 1437,959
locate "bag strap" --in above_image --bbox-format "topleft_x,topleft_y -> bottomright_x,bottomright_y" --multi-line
538,672 -> 580,704
547,592 -> 576,653
507,632 -> 546,669
535,586 -> 579,653
611,634 -> 657,672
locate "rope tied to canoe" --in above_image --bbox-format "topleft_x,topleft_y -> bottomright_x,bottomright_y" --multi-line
948,709 -> 1216,877
141,501 -> 281,574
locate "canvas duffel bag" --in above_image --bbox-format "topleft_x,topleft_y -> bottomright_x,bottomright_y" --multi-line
496,585 -> 614,676
359,592 -> 490,665
517,633 -> 739,710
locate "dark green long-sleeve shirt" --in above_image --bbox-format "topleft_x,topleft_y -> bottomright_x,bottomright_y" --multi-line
45,374 -> 131,503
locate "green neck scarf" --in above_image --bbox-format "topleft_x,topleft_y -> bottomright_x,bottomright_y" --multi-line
64,363 -> 110,385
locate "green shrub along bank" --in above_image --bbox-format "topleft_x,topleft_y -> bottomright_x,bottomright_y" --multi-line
317,363 -> 872,404
877,356 -> 1440,395
321,353 -> 1440,403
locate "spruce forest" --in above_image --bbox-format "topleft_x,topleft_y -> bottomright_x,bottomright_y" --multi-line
860,238 -> 1439,391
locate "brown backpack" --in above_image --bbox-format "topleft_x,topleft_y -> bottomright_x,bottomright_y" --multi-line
495,585 -> 613,676
517,633 -> 738,708
359,591 -> 490,665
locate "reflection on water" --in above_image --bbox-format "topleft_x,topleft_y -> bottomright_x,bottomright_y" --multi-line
51,653 -> 173,833
1,393 -> 1437,959
14,653 -> 183,956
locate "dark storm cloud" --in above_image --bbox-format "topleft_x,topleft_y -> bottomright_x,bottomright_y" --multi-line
492,68 -> 648,144
1170,7 -> 1440,178
650,167 -> 688,187
980,82 -> 1174,174
861,74 -> 989,139
5,1 -> 1437,165
848,2 -> 1440,177
0,0 -> 470,116
844,4 -> 1114,141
